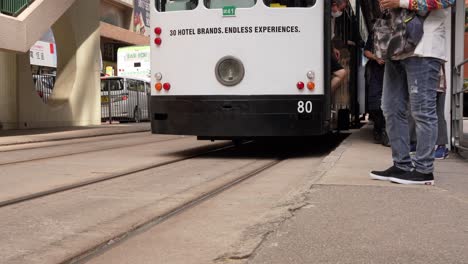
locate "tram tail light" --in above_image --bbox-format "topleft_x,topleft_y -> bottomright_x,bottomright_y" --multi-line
155,83 -> 162,91
154,27 -> 162,35
163,83 -> 171,91
307,82 -> 315,90
297,82 -> 304,90
155,37 -> 162,46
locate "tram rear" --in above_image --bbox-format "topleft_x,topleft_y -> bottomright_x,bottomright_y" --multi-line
150,0 -> 338,138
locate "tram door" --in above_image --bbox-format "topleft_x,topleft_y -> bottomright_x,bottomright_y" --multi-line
452,0 -> 468,152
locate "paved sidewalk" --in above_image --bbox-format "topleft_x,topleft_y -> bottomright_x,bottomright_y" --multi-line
249,125 -> 468,264
0,123 -> 151,146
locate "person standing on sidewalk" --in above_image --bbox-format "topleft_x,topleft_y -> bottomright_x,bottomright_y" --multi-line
369,0 -> 454,185
364,25 -> 388,146
433,66 -> 450,159
331,0 -> 348,93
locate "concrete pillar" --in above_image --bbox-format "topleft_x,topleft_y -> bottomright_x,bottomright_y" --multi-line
16,0 -> 100,128
0,51 -> 18,130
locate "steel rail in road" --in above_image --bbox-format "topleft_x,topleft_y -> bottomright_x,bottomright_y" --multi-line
0,136 -> 186,166
62,157 -> 283,264
0,142 -> 237,208
0,129 -> 151,148
0,131 -> 156,153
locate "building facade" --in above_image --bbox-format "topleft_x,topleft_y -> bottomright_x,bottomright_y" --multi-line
100,0 -> 150,76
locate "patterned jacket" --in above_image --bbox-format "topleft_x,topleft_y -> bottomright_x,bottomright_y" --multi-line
400,0 -> 455,11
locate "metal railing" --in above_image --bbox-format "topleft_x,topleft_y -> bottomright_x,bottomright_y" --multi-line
0,0 -> 34,17
33,74 -> 55,103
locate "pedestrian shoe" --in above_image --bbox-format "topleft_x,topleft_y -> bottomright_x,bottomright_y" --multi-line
434,145 -> 449,160
369,166 -> 408,181
390,170 -> 434,185
373,130 -> 382,144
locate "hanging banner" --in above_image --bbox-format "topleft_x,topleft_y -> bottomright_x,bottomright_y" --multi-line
133,0 -> 150,36
30,41 -> 57,68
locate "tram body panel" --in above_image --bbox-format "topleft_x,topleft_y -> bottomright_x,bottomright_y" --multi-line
150,0 -> 331,137
150,2 -> 324,96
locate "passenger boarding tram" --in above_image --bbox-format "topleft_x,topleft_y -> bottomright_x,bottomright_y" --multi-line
149,0 -> 361,139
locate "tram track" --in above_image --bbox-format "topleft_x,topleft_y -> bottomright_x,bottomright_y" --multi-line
0,142 -> 237,208
62,157 -> 283,264
0,135 -> 347,264
0,128 -> 151,148
0,135 -> 186,166
0,131 -> 155,153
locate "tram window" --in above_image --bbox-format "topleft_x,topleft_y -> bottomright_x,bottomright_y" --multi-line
204,0 -> 256,9
264,0 -> 315,8
155,0 -> 198,12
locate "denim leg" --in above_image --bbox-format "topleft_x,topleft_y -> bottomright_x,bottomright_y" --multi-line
381,60 -> 413,171
403,57 -> 440,174
436,92 -> 448,145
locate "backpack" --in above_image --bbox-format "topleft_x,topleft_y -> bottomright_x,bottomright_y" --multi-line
373,9 -> 426,60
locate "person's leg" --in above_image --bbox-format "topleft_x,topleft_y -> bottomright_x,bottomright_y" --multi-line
381,60 -> 413,171
404,57 -> 440,174
408,114 -> 417,144
369,109 -> 382,143
408,113 -> 417,154
331,54 -> 346,93
332,69 -> 347,93
436,92 -> 448,146
435,92 -> 449,159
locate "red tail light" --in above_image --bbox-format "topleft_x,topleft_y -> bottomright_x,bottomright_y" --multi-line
297,82 -> 304,89
163,83 -> 171,91
154,27 -> 162,35
155,38 -> 162,46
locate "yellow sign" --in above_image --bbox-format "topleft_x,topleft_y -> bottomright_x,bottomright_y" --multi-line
105,66 -> 114,76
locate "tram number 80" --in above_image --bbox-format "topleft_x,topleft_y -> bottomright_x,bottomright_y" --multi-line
297,101 -> 313,114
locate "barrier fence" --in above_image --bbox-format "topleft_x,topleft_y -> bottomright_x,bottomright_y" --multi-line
33,74 -> 55,103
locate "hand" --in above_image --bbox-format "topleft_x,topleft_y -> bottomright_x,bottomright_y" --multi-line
380,0 -> 400,10
333,48 -> 341,60
376,58 -> 385,65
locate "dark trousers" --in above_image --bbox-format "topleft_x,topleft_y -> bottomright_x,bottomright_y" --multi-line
370,109 -> 386,133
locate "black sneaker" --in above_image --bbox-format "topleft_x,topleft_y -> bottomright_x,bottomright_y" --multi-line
390,170 -> 434,185
369,166 -> 408,181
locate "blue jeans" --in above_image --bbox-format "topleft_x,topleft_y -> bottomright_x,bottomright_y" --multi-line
381,57 -> 441,174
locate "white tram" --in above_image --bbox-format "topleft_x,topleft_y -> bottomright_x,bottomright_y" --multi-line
149,0 -> 357,139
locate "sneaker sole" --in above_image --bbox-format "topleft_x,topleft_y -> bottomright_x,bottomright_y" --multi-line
369,172 -> 390,181
389,177 -> 434,185
434,154 -> 448,160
